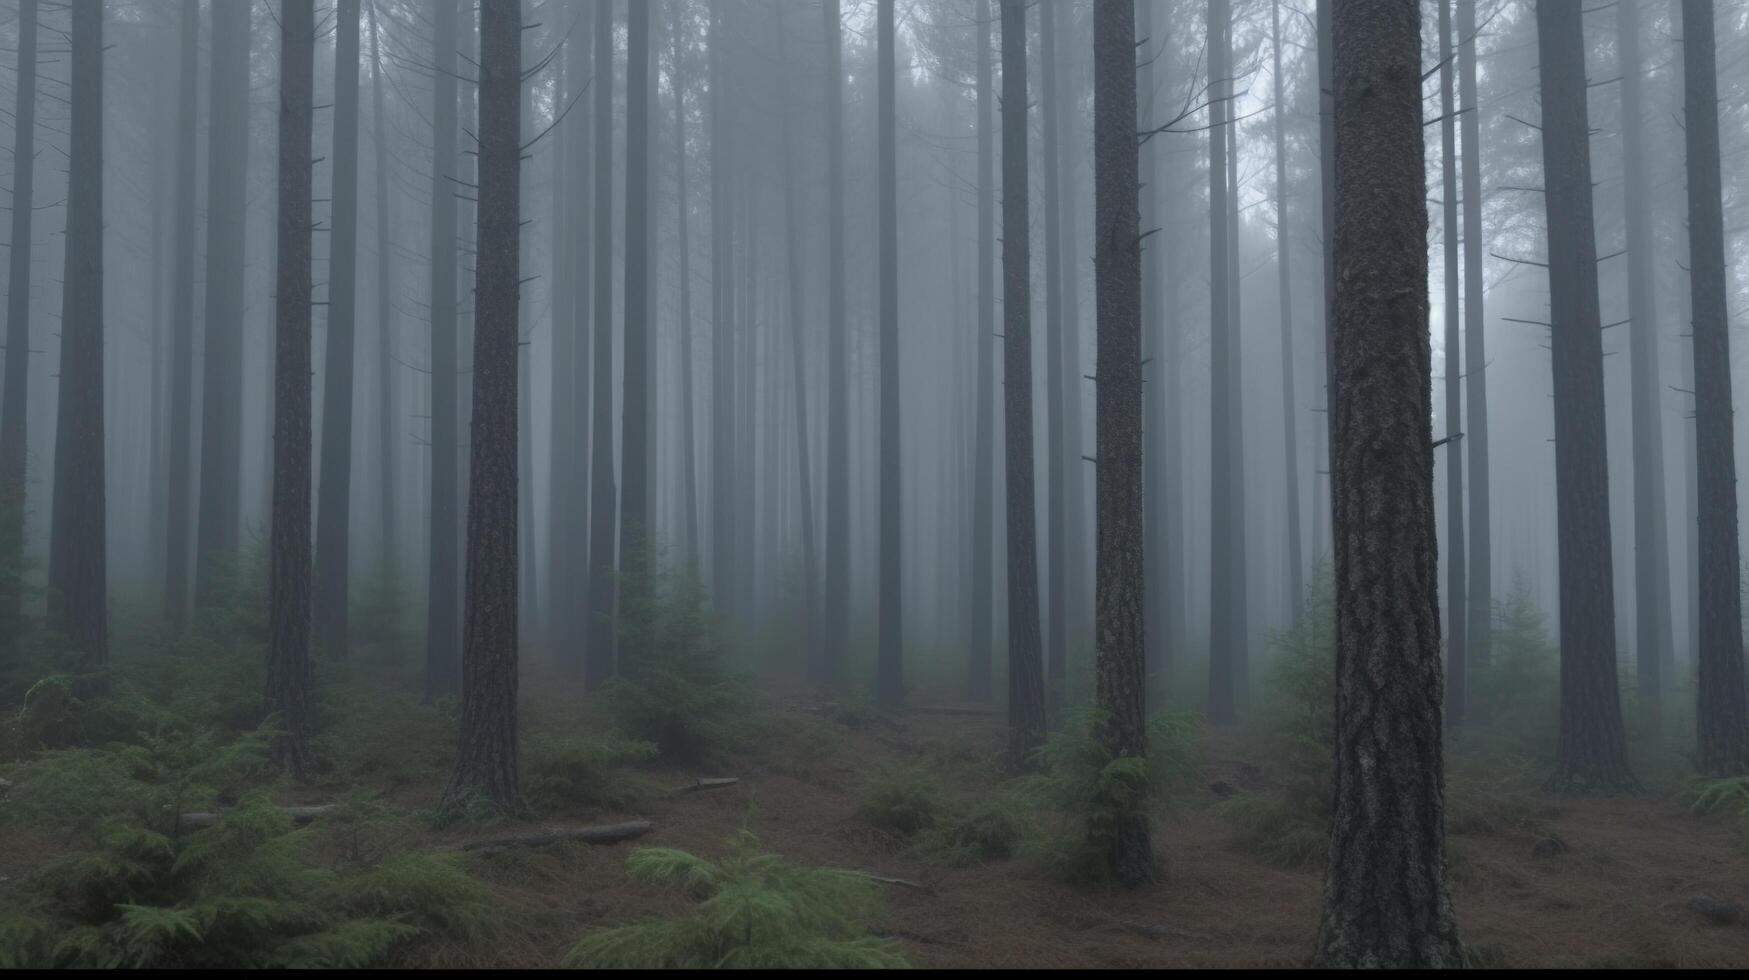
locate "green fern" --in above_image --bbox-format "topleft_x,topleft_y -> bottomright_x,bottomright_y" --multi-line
523,731 -> 657,810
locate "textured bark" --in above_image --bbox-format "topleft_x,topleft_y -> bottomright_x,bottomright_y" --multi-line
1000,0 -> 1046,770
424,0 -> 463,702
875,0 -> 904,708
1439,0 -> 1466,726
268,0 -> 316,777
53,0 -> 107,677
1272,0 -> 1303,622
194,0 -> 251,610
1206,0 -> 1238,725
1040,1 -> 1068,717
161,0 -> 197,627
517,3 -> 538,643
1619,0 -> 1673,718
584,0 -> 618,688
442,0 -> 524,816
1458,0 -> 1491,696
315,0 -> 363,656
967,0 -> 995,702
1314,2 -> 1460,965
1537,0 -> 1636,793
1091,0 -> 1152,888
620,0 -> 653,637
0,0 -> 32,632
1316,0 -> 1336,560
369,1 -> 397,575
1682,0 -> 1749,777
825,0 -> 852,691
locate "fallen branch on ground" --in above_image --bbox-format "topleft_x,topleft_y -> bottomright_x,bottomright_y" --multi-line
175,804 -> 337,833
459,820 -> 655,853
846,870 -> 935,894
676,777 -> 739,794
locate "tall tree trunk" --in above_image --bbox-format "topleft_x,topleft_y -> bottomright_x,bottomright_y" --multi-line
1439,0 -> 1466,726
967,0 -> 996,702
424,0 -> 463,702
1537,0 -> 1636,793
1619,0 -> 1673,722
1273,0 -> 1303,617
1314,2 -> 1461,965
779,20 -> 819,681
1000,0 -> 1045,768
1316,0 -> 1336,561
1458,0 -> 1491,702
1091,0 -> 1152,888
709,3 -> 736,618
315,0 -> 363,656
672,3 -> 700,571
53,0 -> 107,678
368,0 -> 397,579
875,0 -> 904,708
195,0 -> 251,610
444,0 -> 524,814
1206,0 -> 1237,724
1140,0 -> 1164,677
161,0 -> 197,628
0,0 -> 32,633
268,0 -> 316,776
517,1 -> 538,647
618,0 -> 653,666
824,0 -> 852,691
1683,0 -> 1749,777
1040,0 -> 1068,716
585,0 -> 618,688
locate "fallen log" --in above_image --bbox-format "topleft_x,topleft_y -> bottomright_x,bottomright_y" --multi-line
459,819 -> 654,853
846,870 -> 935,895
677,777 -> 739,794
175,804 -> 338,833
908,705 -> 998,717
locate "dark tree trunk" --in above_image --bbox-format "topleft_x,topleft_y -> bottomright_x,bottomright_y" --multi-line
620,0 -> 652,633
1272,0 -> 1303,620
1000,0 -> 1045,769
0,0 -> 32,635
53,0 -> 107,678
1438,0 -> 1466,726
876,0 -> 904,708
517,1 -> 538,645
585,0 -> 618,688
443,0 -> 524,815
424,0 -> 463,702
968,0 -> 995,702
1206,0 -> 1237,725
1682,0 -> 1749,777
1040,0 -> 1068,717
1619,0 -> 1673,722
161,0 -> 197,628
825,0 -> 851,691
195,0 -> 251,610
1536,0 -> 1636,793
369,0 -> 397,577
1458,0 -> 1491,700
1317,0 -> 1336,560
1091,0 -> 1152,888
315,0 -> 363,656
673,5 -> 700,571
267,0 -> 316,777
1314,2 -> 1461,965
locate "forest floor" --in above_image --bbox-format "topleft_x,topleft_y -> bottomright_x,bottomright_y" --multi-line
281,700 -> 1749,968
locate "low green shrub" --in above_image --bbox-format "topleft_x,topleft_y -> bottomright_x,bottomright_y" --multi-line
523,731 -> 657,811
1681,775 -> 1749,852
561,832 -> 908,969
856,766 -> 945,839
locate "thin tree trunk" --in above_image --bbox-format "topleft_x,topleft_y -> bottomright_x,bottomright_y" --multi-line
1537,0 -> 1636,793
1682,0 -> 1749,777
584,0 -> 618,688
1272,0 -> 1303,618
709,3 -> 735,618
268,0 -> 316,776
672,3 -> 700,572
1206,0 -> 1237,725
194,0 -> 251,610
621,0 -> 653,622
1040,0 -> 1068,716
967,0 -> 995,702
779,20 -> 819,679
443,0 -> 524,814
1000,0 -> 1045,769
161,0 -> 197,628
1439,0 -> 1466,726
825,0 -> 851,691
0,0 -> 33,629
1091,0 -> 1152,888
1458,0 -> 1491,701
424,0 -> 463,702
1314,2 -> 1461,965
315,0 -> 363,656
368,0 -> 397,580
875,0 -> 904,708
517,1 -> 538,647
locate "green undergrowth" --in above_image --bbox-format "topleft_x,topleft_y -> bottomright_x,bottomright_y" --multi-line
561,831 -> 908,969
